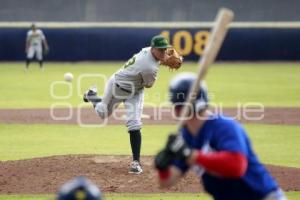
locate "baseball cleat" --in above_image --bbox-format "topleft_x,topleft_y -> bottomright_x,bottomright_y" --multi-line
129,160 -> 143,174
83,86 -> 102,103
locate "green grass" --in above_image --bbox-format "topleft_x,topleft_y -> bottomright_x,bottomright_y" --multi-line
246,124 -> 300,168
104,193 -> 211,200
1,62 -> 299,199
205,63 -> 300,107
0,62 -> 299,108
1,192 -> 300,200
0,124 -> 168,161
1,124 -> 299,167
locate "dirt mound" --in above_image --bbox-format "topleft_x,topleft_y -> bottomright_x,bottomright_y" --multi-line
0,155 -> 299,194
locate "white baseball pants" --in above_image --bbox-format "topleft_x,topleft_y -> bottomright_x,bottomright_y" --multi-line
95,75 -> 144,131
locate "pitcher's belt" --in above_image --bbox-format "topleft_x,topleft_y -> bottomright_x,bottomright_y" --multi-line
116,83 -> 132,93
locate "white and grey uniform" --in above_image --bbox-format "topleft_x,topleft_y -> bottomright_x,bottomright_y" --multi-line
95,47 -> 159,131
26,29 -> 45,60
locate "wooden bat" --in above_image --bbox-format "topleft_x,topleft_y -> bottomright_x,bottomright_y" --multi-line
177,8 -> 234,130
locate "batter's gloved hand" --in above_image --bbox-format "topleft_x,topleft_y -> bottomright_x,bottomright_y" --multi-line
165,134 -> 192,161
155,134 -> 192,170
155,149 -> 174,170
160,48 -> 183,70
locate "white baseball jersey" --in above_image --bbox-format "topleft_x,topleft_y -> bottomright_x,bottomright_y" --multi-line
114,47 -> 160,92
26,29 -> 46,60
27,29 -> 45,47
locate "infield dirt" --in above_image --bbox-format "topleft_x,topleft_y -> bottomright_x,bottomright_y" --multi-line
0,155 -> 300,194
0,107 -> 299,194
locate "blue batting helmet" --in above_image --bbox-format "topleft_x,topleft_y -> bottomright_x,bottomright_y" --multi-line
169,72 -> 209,112
57,177 -> 103,200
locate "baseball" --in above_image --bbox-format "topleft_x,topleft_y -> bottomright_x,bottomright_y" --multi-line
64,72 -> 73,82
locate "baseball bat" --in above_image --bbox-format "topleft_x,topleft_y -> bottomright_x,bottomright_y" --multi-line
177,8 -> 234,130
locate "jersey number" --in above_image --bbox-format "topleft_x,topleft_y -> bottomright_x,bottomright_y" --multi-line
123,56 -> 136,69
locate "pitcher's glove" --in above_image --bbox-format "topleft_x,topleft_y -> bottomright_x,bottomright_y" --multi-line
155,134 -> 192,170
160,48 -> 183,70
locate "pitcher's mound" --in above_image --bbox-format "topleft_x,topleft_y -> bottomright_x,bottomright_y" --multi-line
0,155 -> 299,194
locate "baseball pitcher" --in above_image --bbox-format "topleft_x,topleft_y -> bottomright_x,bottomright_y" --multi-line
83,35 -> 182,174
25,23 -> 49,70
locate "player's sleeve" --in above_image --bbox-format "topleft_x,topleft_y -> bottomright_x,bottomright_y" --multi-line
195,151 -> 247,178
213,120 -> 248,154
194,120 -> 249,178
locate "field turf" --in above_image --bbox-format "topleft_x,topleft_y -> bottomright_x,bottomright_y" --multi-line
0,62 -> 299,199
0,62 -> 299,108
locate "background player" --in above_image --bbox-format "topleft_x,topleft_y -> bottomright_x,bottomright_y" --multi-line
25,23 -> 49,70
83,35 -> 182,174
154,73 -> 286,200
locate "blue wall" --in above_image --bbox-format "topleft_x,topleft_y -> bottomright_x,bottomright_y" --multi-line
1,27 -> 300,61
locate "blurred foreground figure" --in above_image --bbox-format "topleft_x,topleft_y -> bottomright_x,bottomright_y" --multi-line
57,176 -> 103,200
155,73 -> 286,200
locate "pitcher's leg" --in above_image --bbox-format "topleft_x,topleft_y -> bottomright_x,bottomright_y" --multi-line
94,76 -> 125,119
83,86 -> 101,107
125,90 -> 144,174
93,76 -> 115,119
125,90 -> 144,131
84,75 -> 129,119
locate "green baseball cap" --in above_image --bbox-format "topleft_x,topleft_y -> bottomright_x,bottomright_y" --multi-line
151,35 -> 172,49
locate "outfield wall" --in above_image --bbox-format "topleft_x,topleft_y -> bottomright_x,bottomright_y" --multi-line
1,23 -> 300,61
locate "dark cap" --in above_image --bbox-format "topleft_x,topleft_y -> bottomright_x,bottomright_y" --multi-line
57,176 -> 102,200
151,35 -> 172,49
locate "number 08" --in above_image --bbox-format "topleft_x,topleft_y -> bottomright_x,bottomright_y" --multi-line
160,30 -> 210,56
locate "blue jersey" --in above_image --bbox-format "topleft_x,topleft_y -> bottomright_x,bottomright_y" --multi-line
174,114 -> 278,200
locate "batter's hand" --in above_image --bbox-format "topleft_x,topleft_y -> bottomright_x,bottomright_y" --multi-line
155,134 -> 192,170
155,149 -> 174,170
165,134 -> 192,160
